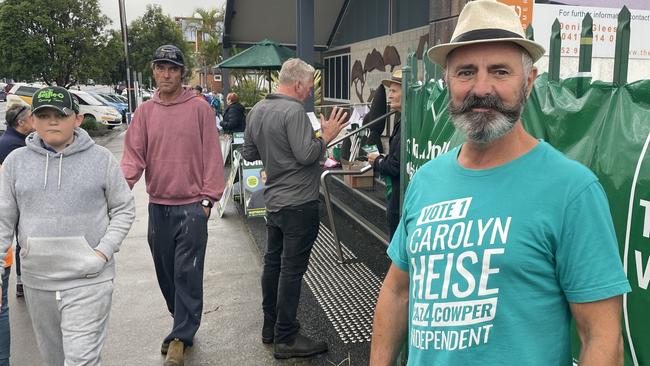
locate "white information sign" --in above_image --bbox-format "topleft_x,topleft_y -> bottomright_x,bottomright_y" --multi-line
532,3 -> 650,59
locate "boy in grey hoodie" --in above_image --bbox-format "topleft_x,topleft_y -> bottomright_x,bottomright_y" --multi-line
0,86 -> 135,366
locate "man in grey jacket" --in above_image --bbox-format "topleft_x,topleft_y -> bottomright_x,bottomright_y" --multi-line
243,58 -> 348,359
0,86 -> 135,366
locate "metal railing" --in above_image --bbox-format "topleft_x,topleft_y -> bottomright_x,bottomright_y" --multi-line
321,164 -> 373,263
320,109 -> 398,263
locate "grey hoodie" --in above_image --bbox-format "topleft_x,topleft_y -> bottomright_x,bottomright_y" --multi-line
0,128 -> 135,291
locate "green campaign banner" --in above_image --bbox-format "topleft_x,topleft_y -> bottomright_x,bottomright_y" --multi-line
242,159 -> 266,217
404,72 -> 650,365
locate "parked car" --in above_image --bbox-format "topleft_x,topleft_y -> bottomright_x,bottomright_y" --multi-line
112,94 -> 129,104
100,93 -> 129,108
89,92 -> 128,124
121,88 -> 152,101
6,83 -> 42,107
68,90 -> 122,129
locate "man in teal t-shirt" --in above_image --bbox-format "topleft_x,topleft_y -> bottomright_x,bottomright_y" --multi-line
369,1 -> 631,365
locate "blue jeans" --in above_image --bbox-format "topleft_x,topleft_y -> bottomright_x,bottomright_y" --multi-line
0,266 -> 10,365
262,201 -> 320,344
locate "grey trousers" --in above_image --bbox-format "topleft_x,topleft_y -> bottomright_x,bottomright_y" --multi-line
24,281 -> 113,366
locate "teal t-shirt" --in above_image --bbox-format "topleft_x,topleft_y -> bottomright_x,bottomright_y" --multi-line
387,141 -> 631,365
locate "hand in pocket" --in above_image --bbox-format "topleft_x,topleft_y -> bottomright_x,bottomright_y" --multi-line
95,250 -> 108,262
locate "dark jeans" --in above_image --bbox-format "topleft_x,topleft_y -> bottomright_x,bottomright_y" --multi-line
148,203 -> 208,347
262,201 -> 320,344
0,266 -> 10,364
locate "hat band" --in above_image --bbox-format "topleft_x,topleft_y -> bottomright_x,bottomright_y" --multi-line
452,28 -> 523,43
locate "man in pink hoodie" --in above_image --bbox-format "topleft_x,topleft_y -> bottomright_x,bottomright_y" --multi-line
121,44 -> 225,366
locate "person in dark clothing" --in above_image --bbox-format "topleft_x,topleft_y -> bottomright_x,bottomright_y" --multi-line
368,69 -> 402,240
243,58 -> 348,360
221,92 -> 246,133
0,104 -> 33,163
0,103 -> 34,296
193,85 -> 210,104
0,103 -> 33,366
364,86 -> 387,154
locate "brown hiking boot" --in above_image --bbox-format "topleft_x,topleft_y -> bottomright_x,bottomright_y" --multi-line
163,339 -> 184,366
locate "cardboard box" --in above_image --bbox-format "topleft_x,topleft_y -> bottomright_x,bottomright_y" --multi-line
343,162 -> 374,188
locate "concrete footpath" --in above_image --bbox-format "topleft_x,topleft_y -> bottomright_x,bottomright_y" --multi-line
9,129 -> 315,365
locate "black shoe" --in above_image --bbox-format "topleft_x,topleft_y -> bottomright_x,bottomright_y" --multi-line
161,340 -> 169,355
16,283 -> 24,298
274,333 -> 328,359
262,322 -> 274,344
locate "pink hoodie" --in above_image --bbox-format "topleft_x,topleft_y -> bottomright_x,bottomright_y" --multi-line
121,88 -> 224,205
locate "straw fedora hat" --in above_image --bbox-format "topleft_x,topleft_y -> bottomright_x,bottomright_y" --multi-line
381,69 -> 402,87
427,0 -> 545,67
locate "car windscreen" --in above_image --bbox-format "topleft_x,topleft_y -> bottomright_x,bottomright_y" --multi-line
73,92 -> 103,106
15,86 -> 40,97
89,92 -> 110,104
100,94 -> 121,103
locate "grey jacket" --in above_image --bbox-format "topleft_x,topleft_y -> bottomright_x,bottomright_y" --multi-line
0,128 -> 135,290
242,93 -> 325,212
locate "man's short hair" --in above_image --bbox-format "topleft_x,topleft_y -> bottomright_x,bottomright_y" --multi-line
279,58 -> 315,86
5,104 -> 31,128
194,85 -> 203,93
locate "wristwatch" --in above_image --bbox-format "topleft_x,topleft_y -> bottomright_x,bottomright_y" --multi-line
201,199 -> 213,208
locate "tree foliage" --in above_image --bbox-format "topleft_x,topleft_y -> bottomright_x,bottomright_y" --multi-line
94,30 -> 126,86
127,5 -> 193,87
0,0 -> 110,87
193,7 -> 224,62
192,7 -> 225,86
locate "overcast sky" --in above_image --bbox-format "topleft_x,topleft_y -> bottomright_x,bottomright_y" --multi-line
99,0 -> 226,29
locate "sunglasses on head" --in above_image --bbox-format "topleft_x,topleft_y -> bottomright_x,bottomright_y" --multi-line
10,105 -> 28,125
155,49 -> 181,60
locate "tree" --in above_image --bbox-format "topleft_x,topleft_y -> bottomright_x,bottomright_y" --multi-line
192,7 -> 225,87
127,5 -> 193,87
94,30 -> 126,87
0,0 -> 110,87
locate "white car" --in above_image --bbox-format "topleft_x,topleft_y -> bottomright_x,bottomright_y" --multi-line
6,85 -> 122,129
6,83 -> 43,107
69,90 -> 122,128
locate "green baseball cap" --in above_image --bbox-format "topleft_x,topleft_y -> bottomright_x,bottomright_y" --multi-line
31,86 -> 79,116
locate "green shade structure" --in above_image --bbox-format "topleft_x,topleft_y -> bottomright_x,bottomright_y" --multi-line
216,39 -> 323,92
216,39 -> 296,70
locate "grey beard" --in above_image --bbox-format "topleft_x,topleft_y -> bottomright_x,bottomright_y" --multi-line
448,87 -> 527,145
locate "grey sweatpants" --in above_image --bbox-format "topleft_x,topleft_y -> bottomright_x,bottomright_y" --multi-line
24,281 -> 113,366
